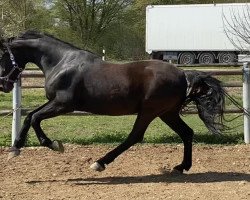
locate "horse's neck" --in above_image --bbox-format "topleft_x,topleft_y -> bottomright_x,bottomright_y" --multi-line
14,39 -> 100,76
31,44 -> 67,75
12,39 -> 64,74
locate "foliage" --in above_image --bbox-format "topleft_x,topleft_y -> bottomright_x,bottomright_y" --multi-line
56,1 -> 130,45
0,0 -> 52,36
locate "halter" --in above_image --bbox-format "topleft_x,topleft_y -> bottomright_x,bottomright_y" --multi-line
0,44 -> 23,84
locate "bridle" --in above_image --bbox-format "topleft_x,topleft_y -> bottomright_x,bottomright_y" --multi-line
0,44 -> 23,84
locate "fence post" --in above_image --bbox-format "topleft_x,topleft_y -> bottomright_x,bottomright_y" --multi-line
12,78 -> 21,145
243,62 -> 250,144
102,49 -> 105,61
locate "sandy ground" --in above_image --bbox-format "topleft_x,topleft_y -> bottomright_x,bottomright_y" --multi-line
0,144 -> 249,200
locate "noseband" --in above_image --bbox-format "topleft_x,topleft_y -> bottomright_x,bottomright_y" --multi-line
0,44 -> 23,84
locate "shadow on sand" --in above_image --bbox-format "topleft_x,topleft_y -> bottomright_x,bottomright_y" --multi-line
26,171 -> 250,185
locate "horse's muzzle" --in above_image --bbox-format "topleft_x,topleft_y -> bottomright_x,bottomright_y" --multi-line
0,80 -> 13,93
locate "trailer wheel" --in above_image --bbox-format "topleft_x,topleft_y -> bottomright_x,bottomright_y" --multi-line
198,52 -> 215,64
218,52 -> 237,63
178,52 -> 195,64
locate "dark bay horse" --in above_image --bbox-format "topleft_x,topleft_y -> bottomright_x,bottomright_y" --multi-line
0,31 -> 225,173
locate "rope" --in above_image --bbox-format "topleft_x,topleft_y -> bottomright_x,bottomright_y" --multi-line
1,106 -> 22,120
223,90 -> 250,117
217,90 -> 249,133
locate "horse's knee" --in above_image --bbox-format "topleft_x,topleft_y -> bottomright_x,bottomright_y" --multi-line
23,114 -> 32,125
30,114 -> 40,128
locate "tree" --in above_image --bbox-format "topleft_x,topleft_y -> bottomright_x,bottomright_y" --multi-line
0,0 -> 54,37
223,4 -> 250,52
1,0 -> 31,36
55,0 -> 132,50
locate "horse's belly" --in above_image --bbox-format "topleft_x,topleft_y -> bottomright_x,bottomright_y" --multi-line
76,99 -> 139,115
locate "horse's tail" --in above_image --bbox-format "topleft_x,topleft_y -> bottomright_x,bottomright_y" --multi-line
183,70 -> 226,134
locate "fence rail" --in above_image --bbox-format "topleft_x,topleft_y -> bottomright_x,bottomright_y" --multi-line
0,108 -> 244,117
21,68 -> 243,77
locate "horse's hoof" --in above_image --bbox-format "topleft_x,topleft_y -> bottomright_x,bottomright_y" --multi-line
51,140 -> 64,153
170,168 -> 183,175
7,147 -> 21,161
90,162 -> 105,172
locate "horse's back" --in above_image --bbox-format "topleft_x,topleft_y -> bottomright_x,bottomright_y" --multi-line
83,60 -> 185,99
132,60 -> 187,105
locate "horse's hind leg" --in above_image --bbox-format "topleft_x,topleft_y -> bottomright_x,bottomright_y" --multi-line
160,113 -> 194,174
90,112 -> 155,172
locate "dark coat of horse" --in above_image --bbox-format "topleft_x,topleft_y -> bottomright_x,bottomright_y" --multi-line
0,31 -> 225,173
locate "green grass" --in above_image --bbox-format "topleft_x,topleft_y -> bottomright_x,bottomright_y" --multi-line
0,89 -> 47,110
0,114 -> 244,147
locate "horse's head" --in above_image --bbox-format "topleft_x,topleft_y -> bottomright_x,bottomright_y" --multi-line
0,39 -> 23,93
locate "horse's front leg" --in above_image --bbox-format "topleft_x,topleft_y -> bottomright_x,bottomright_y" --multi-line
8,100 -> 72,159
160,113 -> 194,174
30,100 -> 72,151
9,102 -> 52,159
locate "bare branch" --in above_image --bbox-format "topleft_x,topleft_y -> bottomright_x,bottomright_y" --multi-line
223,4 -> 250,52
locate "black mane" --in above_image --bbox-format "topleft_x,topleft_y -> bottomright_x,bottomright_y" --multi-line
18,30 -> 44,40
12,30 -> 100,57
16,30 -> 81,50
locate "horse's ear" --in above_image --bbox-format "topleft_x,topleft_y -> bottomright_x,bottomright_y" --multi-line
0,27 -> 5,50
0,39 -> 4,50
0,34 -> 8,51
